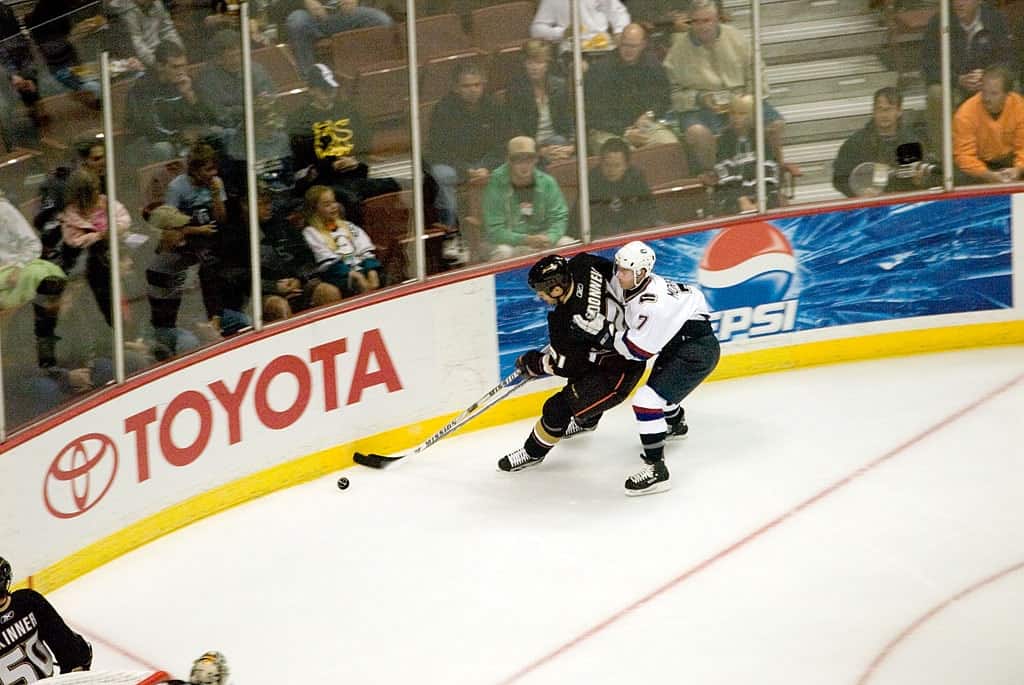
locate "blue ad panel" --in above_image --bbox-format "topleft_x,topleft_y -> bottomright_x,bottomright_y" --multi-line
495,195 -> 1013,377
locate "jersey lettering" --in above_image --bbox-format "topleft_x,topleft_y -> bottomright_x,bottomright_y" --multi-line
0,633 -> 53,685
586,267 -> 603,318
313,117 -> 354,159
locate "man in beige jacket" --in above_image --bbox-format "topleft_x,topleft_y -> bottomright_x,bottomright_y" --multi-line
662,0 -> 789,175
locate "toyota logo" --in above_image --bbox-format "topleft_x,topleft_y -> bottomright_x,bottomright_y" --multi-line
43,433 -> 118,519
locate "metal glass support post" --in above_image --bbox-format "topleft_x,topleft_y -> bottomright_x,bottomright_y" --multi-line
101,52 -> 126,383
405,0 -> 426,280
940,0 -> 953,190
751,0 -> 767,213
0,315 -> 5,442
241,2 -> 263,329
571,0 -> 591,243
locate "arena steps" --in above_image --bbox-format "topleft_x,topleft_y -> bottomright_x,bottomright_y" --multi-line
726,0 -> 875,29
767,56 -> 897,106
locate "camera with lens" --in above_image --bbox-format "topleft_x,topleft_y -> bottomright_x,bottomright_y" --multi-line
889,142 -> 941,191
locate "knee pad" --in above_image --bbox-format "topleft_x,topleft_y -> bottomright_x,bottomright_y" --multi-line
633,385 -> 669,412
541,392 -> 573,433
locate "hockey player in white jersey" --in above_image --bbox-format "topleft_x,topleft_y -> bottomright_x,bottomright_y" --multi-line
573,240 -> 721,495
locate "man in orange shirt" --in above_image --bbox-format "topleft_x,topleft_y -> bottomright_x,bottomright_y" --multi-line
952,65 -> 1024,184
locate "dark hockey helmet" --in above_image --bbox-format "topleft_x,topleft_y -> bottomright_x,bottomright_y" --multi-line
528,254 -> 571,295
0,556 -> 10,597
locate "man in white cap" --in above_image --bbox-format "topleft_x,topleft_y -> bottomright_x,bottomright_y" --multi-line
482,135 -> 574,260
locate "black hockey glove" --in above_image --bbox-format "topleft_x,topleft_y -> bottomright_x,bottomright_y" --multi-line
516,349 -> 554,377
571,313 -> 616,349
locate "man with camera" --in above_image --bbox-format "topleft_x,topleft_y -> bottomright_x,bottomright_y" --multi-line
832,87 -> 934,198
953,65 -> 1024,185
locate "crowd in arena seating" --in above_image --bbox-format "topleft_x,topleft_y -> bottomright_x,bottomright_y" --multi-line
0,0 -> 1020,431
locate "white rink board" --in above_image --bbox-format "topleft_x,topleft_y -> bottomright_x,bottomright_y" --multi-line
0,279 -> 498,575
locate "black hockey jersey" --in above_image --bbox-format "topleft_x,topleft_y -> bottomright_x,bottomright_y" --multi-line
546,253 -> 644,378
0,589 -> 92,682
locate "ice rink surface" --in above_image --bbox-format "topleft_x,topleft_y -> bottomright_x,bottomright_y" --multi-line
51,346 -> 1024,684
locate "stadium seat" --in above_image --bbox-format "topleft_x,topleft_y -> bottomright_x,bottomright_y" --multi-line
361,190 -> 447,279
137,158 -> 186,213
411,14 -> 475,62
471,1 -> 535,52
330,25 -> 404,79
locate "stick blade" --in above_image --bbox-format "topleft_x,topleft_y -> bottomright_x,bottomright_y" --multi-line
353,451 -> 405,469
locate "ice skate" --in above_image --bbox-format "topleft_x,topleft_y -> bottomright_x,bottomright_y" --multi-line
498,447 -> 545,472
562,417 -> 598,439
666,409 -> 688,440
624,458 -> 671,496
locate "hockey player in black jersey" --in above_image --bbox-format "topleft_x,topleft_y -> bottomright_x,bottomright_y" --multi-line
0,556 -> 92,682
498,253 -> 646,477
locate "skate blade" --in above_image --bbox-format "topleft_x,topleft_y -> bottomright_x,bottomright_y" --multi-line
624,481 -> 672,497
496,461 -> 544,473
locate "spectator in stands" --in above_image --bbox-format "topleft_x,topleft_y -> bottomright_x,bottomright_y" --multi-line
248,187 -> 318,313
530,0 -> 630,55
663,0 -> 789,175
833,87 -> 930,197
425,61 -> 509,251
268,0 -> 393,75
34,139 -> 108,271
952,65 -> 1024,184
0,3 -> 43,126
125,42 -> 217,162
311,280 -> 343,306
166,143 -> 228,228
107,0 -> 185,68
507,39 -> 575,165
26,0 -> 103,105
263,294 -> 293,322
583,23 -> 677,151
921,0 -> 1010,156
704,94 -> 780,214
223,93 -> 293,197
195,30 -> 275,132
145,203 -> 221,356
482,136 -> 572,260
59,169 -> 132,327
287,64 -> 398,226
0,194 -> 68,368
582,136 -> 657,238
145,142 -> 231,344
301,185 -> 382,296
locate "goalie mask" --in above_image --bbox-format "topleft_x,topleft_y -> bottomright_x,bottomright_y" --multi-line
0,557 -> 10,598
190,650 -> 229,685
528,254 -> 571,295
615,241 -> 655,288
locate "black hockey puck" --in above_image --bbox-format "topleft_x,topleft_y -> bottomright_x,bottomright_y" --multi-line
337,476 -> 350,490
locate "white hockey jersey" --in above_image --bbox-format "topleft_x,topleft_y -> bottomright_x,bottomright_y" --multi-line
610,273 -> 711,361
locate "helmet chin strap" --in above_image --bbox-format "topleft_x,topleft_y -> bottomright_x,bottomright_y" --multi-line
630,268 -> 648,290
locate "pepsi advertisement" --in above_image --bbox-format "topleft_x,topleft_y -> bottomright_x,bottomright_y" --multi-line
495,195 -> 1013,376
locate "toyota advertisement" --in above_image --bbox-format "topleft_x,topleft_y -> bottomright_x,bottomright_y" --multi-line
495,195 -> 1014,376
2,280 -> 501,576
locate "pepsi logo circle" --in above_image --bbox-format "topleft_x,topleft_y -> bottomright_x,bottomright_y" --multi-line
43,433 -> 119,519
698,222 -> 796,311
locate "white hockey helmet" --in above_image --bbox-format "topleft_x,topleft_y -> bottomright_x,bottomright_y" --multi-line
615,241 -> 656,278
189,651 -> 229,685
